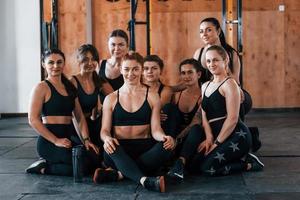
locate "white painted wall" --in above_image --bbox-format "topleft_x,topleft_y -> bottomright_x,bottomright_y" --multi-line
0,0 -> 40,113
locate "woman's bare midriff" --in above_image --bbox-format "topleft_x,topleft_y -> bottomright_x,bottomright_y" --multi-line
113,125 -> 151,139
42,116 -> 73,124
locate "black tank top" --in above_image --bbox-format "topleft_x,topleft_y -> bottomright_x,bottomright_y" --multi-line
73,76 -> 98,114
201,78 -> 230,121
42,80 -> 75,117
112,87 -> 152,126
99,60 -> 124,90
177,91 -> 201,127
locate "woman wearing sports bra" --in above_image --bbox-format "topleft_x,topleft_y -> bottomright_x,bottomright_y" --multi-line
171,59 -> 204,140
168,46 -> 263,180
193,17 -> 261,152
97,29 -> 128,91
25,49 -> 99,176
193,18 -> 251,117
93,52 -> 175,192
71,44 -> 112,147
143,55 -> 188,138
193,17 -> 240,85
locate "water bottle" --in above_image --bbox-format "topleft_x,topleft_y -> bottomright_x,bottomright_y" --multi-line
72,145 -> 84,182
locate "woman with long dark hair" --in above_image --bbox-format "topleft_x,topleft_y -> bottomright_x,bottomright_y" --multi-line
97,29 -> 129,91
194,17 -> 261,152
168,46 -> 264,180
25,48 -> 98,176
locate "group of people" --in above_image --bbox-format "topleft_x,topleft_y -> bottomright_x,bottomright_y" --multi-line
25,18 -> 264,193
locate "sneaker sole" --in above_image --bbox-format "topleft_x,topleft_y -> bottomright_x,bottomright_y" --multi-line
159,176 -> 165,193
249,153 -> 264,167
93,168 -> 102,183
25,160 -> 46,173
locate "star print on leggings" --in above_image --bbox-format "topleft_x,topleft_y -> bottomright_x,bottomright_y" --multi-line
229,142 -> 240,152
236,130 -> 247,138
223,166 -> 231,175
214,152 -> 226,163
206,167 -> 216,175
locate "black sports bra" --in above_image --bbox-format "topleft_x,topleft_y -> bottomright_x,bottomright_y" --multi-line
99,60 -> 124,90
42,80 -> 74,117
201,78 -> 230,121
112,87 -> 152,126
73,76 -> 98,114
176,91 -> 201,126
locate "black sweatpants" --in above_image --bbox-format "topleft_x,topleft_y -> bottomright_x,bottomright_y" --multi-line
103,138 -> 173,183
179,120 -> 251,176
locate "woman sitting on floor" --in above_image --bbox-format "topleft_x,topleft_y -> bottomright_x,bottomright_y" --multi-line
168,45 -> 264,180
26,48 -> 98,176
93,52 -> 175,193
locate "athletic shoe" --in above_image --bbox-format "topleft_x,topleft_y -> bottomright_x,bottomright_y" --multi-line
246,153 -> 264,171
143,176 -> 165,193
167,159 -> 184,181
25,159 -> 46,174
93,168 -> 118,183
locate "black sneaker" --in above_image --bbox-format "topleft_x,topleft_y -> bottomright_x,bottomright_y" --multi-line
246,153 -> 264,171
143,176 -> 165,193
25,159 -> 46,174
93,168 -> 118,183
167,159 -> 184,181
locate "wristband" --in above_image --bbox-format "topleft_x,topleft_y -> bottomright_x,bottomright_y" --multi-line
214,139 -> 221,146
83,137 -> 90,143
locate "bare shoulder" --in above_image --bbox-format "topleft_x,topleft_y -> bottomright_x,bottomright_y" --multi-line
36,81 -> 49,92
225,78 -> 238,86
30,81 -> 49,99
103,90 -> 118,107
221,78 -> 239,92
147,89 -> 160,107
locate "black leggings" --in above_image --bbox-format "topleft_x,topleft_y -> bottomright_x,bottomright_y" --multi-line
86,117 -> 102,147
180,120 -> 251,176
103,138 -> 172,183
37,124 -> 100,176
37,124 -> 81,176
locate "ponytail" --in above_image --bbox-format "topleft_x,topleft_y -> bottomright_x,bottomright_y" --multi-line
200,17 -> 240,73
61,74 -> 77,100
